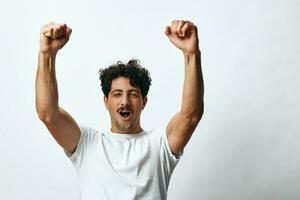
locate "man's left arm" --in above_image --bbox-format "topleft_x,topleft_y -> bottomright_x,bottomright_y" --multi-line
165,20 -> 204,156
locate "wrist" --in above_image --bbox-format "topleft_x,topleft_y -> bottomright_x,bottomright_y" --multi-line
39,50 -> 57,59
183,49 -> 201,57
182,44 -> 200,54
38,51 -> 57,68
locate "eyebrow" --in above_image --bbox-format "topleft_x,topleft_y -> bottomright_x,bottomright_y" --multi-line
111,89 -> 123,93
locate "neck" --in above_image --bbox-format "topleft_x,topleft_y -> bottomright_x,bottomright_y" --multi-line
110,122 -> 143,134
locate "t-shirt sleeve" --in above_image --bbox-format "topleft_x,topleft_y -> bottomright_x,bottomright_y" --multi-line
63,124 -> 96,166
155,125 -> 184,176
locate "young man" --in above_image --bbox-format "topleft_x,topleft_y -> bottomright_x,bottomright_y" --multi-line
35,20 -> 204,199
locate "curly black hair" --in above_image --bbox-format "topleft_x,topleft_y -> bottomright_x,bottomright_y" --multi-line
98,59 -> 152,97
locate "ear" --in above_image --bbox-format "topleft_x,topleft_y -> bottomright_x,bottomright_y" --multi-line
142,96 -> 148,110
103,96 -> 109,109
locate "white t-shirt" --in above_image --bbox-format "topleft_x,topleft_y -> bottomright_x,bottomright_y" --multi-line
64,124 -> 183,200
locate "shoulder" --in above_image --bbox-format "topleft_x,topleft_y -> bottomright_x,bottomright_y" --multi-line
79,124 -> 99,136
146,125 -> 183,176
64,124 -> 100,158
147,126 -> 183,159
78,124 -> 101,142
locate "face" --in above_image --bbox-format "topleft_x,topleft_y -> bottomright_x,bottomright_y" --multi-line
104,76 -> 147,134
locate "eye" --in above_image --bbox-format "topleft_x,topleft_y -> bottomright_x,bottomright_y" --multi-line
129,92 -> 139,97
112,92 -> 121,97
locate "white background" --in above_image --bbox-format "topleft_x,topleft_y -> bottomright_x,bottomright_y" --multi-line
0,0 -> 299,199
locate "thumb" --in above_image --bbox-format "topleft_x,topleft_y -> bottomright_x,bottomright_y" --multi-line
66,27 -> 72,37
164,26 -> 172,37
62,24 -> 72,37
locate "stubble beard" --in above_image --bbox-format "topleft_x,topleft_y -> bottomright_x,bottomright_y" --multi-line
114,115 -> 140,133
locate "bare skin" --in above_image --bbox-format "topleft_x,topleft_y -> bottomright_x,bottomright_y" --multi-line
35,20 -> 204,156
35,22 -> 80,153
165,20 -> 204,156
104,77 -> 147,134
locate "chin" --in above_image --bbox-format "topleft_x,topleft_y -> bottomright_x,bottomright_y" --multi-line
112,115 -> 140,133
115,122 -> 135,132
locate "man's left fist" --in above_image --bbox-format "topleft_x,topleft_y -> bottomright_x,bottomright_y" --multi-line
165,20 -> 199,54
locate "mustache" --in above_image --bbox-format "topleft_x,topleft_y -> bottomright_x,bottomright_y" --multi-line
117,105 -> 132,112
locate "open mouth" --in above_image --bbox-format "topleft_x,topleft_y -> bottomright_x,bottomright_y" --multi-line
118,110 -> 132,120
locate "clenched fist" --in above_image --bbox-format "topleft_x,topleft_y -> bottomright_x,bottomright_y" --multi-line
40,22 -> 72,56
165,20 -> 199,54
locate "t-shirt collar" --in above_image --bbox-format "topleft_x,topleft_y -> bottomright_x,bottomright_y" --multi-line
106,129 -> 146,140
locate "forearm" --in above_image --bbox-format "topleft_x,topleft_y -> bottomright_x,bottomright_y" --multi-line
35,52 -> 60,122
180,50 -> 204,122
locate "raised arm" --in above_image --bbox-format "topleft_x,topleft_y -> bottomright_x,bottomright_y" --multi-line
35,22 -> 80,154
165,20 -> 204,156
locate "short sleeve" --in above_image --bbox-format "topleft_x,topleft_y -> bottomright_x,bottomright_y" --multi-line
162,126 -> 183,161
155,126 -> 184,176
63,124 -> 97,166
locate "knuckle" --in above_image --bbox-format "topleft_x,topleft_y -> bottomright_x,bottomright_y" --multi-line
52,28 -> 57,34
171,20 -> 177,27
48,21 -> 55,26
41,26 -> 47,32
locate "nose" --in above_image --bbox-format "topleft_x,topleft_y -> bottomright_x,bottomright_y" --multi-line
120,95 -> 130,106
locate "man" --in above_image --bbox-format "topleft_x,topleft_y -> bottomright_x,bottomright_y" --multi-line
35,20 -> 204,199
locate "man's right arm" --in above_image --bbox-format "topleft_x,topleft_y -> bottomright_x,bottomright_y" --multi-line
35,22 -> 80,154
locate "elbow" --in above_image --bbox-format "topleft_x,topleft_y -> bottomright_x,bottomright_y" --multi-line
36,108 -> 60,124
180,101 -> 204,129
181,111 -> 203,130
193,101 -> 204,122
190,112 -> 202,127
187,103 -> 204,127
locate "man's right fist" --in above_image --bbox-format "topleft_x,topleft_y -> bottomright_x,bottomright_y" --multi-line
40,22 -> 72,56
